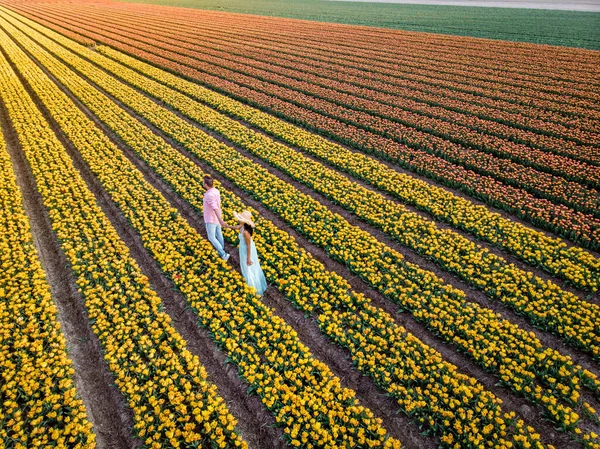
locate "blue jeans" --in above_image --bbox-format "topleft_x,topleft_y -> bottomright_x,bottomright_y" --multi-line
206,223 -> 226,258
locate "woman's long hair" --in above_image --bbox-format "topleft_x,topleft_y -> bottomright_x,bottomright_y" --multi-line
243,223 -> 254,236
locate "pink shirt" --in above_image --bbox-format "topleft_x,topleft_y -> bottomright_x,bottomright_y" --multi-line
203,187 -> 222,224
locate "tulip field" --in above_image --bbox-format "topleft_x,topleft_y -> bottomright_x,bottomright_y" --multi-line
0,1 -> 599,448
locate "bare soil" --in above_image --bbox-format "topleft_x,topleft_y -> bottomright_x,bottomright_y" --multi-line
32,48 -> 437,447
6,21 -> 600,449
0,84 -> 138,448
62,50 -> 588,447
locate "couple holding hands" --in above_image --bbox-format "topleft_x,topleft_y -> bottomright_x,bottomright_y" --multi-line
203,175 -> 267,296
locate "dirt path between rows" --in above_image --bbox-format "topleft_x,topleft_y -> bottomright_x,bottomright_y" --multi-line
58,46 -> 590,447
11,22 -> 599,445
27,43 -> 436,448
0,86 -> 138,448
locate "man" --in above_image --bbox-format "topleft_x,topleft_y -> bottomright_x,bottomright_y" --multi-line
203,175 -> 229,261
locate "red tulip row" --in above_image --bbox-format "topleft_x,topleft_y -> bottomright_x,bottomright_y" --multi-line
7,5 -> 600,249
21,1 -> 600,135
40,5 -> 600,178
108,13 -> 600,151
9,7 -> 600,217
84,0 -> 600,86
127,15 -> 600,167
25,12 -> 94,46
105,4 -> 600,90
111,3 -> 600,111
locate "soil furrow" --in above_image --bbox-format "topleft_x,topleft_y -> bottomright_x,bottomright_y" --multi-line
21,34 -> 436,448
179,88 -> 600,303
3,41 -> 298,449
62,46 -> 582,448
0,84 -> 137,449
95,50 -> 600,381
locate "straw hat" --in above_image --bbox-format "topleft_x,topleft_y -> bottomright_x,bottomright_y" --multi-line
233,210 -> 256,228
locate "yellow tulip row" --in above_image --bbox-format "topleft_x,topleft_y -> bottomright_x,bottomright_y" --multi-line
96,45 -> 600,294
9,13 -> 598,445
0,30 -> 248,449
8,5 -> 599,295
0,19 -> 400,449
87,43 -> 600,360
11,11 -> 600,378
19,12 -> 599,362
9,13 -> 554,449
0,113 -> 95,448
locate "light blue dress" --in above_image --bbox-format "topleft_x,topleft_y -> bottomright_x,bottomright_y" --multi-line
239,230 -> 267,296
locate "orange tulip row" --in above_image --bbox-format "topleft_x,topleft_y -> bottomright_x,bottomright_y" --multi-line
6,2 -> 600,250
13,0 -> 600,129
8,11 -> 598,445
40,0 -> 600,87
0,15 -> 401,449
49,3 -> 600,159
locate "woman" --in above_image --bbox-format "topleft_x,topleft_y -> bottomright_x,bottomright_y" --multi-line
229,210 -> 267,296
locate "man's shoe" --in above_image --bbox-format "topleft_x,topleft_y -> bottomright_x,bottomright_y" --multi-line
222,253 -> 230,262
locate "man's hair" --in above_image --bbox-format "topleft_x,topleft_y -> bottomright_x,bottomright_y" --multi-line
203,175 -> 214,187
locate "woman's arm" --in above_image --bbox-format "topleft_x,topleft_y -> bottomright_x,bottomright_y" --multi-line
243,231 -> 253,266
